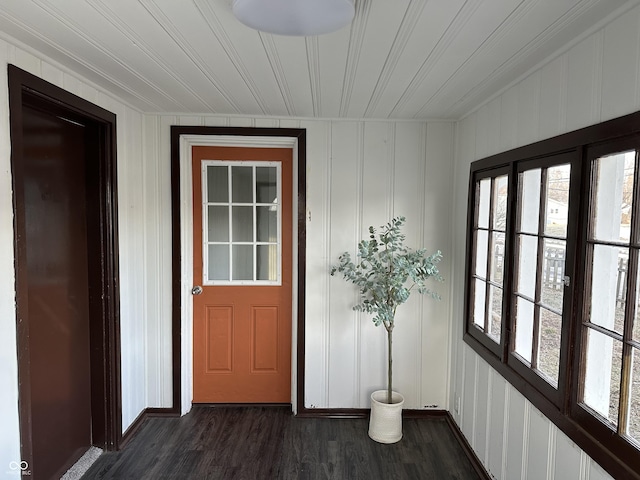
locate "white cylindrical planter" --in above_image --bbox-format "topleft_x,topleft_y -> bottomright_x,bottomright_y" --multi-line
368,390 -> 404,443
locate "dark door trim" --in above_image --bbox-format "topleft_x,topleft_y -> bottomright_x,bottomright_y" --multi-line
170,126 -> 307,414
8,65 -> 122,464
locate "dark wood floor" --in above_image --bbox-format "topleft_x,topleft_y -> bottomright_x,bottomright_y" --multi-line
82,406 -> 482,480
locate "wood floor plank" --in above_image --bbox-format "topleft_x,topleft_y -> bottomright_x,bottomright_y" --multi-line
81,406 -> 481,480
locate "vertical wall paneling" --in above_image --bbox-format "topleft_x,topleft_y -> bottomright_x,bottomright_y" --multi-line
13,47 -> 40,76
118,104 -> 147,431
327,121 -> 361,407
538,56 -> 565,140
526,408 -> 551,480
301,119 -> 331,408
600,8 -> 640,121
462,345 -> 477,443
142,114 -> 159,406
229,116 -> 255,128
474,359 -> 489,467
62,72 -> 83,98
203,116 -> 229,127
487,373 -> 507,479
499,88 -> 518,152
254,118 -> 280,128
40,62 -> 63,87
0,38 -> 21,477
143,114 -> 169,407
516,72 -> 541,147
566,33 -> 601,132
547,425 -> 557,480
484,99 -> 502,158
158,115 -> 175,406
278,118 -> 302,130
422,122 -> 454,408
178,115 -> 204,127
504,389 -> 526,480
450,115 -> 476,422
554,429 -> 582,480
394,122 -> 426,407
474,107 -> 490,161
359,121 -> 392,406
590,458 -> 613,480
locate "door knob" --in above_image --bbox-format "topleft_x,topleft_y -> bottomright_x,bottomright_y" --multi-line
192,286 -> 203,295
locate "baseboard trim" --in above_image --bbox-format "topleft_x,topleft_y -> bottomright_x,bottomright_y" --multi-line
444,412 -> 492,480
119,407 -> 178,448
295,407 -> 449,419
296,407 -> 369,418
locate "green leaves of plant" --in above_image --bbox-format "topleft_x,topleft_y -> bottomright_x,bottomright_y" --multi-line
330,216 -> 443,330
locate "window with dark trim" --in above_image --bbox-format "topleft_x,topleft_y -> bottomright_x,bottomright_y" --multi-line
464,111 -> 640,480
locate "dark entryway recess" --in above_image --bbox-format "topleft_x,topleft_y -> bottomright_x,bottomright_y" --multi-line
9,65 -> 121,479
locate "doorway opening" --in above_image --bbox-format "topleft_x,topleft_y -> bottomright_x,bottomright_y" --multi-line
9,65 -> 121,479
170,127 -> 306,415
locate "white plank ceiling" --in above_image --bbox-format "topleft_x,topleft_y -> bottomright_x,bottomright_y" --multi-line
0,0 -> 635,119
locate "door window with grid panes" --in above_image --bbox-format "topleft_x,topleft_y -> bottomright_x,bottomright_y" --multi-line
202,161 -> 281,285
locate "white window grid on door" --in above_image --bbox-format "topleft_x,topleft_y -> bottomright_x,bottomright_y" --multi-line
202,160 -> 282,286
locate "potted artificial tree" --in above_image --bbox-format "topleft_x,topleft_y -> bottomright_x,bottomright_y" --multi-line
330,216 -> 442,443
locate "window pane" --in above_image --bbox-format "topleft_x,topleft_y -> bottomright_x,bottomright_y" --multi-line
477,178 -> 491,229
207,165 -> 228,203
257,245 -> 277,281
208,245 -> 229,281
256,167 -> 278,203
592,150 -> 635,243
492,175 -> 508,230
538,308 -> 561,387
473,279 -> 486,328
232,206 -> 253,242
519,168 -> 541,234
514,297 -> 534,363
540,239 -> 565,312
256,206 -> 277,243
475,230 -> 488,278
629,347 -> 640,442
207,206 -> 229,242
490,232 -> 505,283
589,245 -> 627,335
516,234 -> 538,299
232,245 -> 253,280
545,164 -> 570,237
488,285 -> 502,343
232,166 -> 253,203
583,327 -> 621,428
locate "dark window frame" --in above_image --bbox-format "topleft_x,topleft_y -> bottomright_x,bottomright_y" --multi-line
464,111 -> 640,480
505,151 -> 581,411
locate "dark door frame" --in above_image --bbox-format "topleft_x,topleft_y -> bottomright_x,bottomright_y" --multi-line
170,126 -> 307,414
8,65 -> 122,465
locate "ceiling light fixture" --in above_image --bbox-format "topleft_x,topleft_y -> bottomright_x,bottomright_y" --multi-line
232,0 -> 355,36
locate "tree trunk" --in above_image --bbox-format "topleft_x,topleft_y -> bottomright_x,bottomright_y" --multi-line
387,327 -> 393,404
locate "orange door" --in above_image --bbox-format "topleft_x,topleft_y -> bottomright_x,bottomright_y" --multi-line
192,145 -> 292,403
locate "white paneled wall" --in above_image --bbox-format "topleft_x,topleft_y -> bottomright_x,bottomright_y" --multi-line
146,115 -> 455,410
0,39 -> 21,477
0,36 -> 156,471
451,4 -> 640,479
